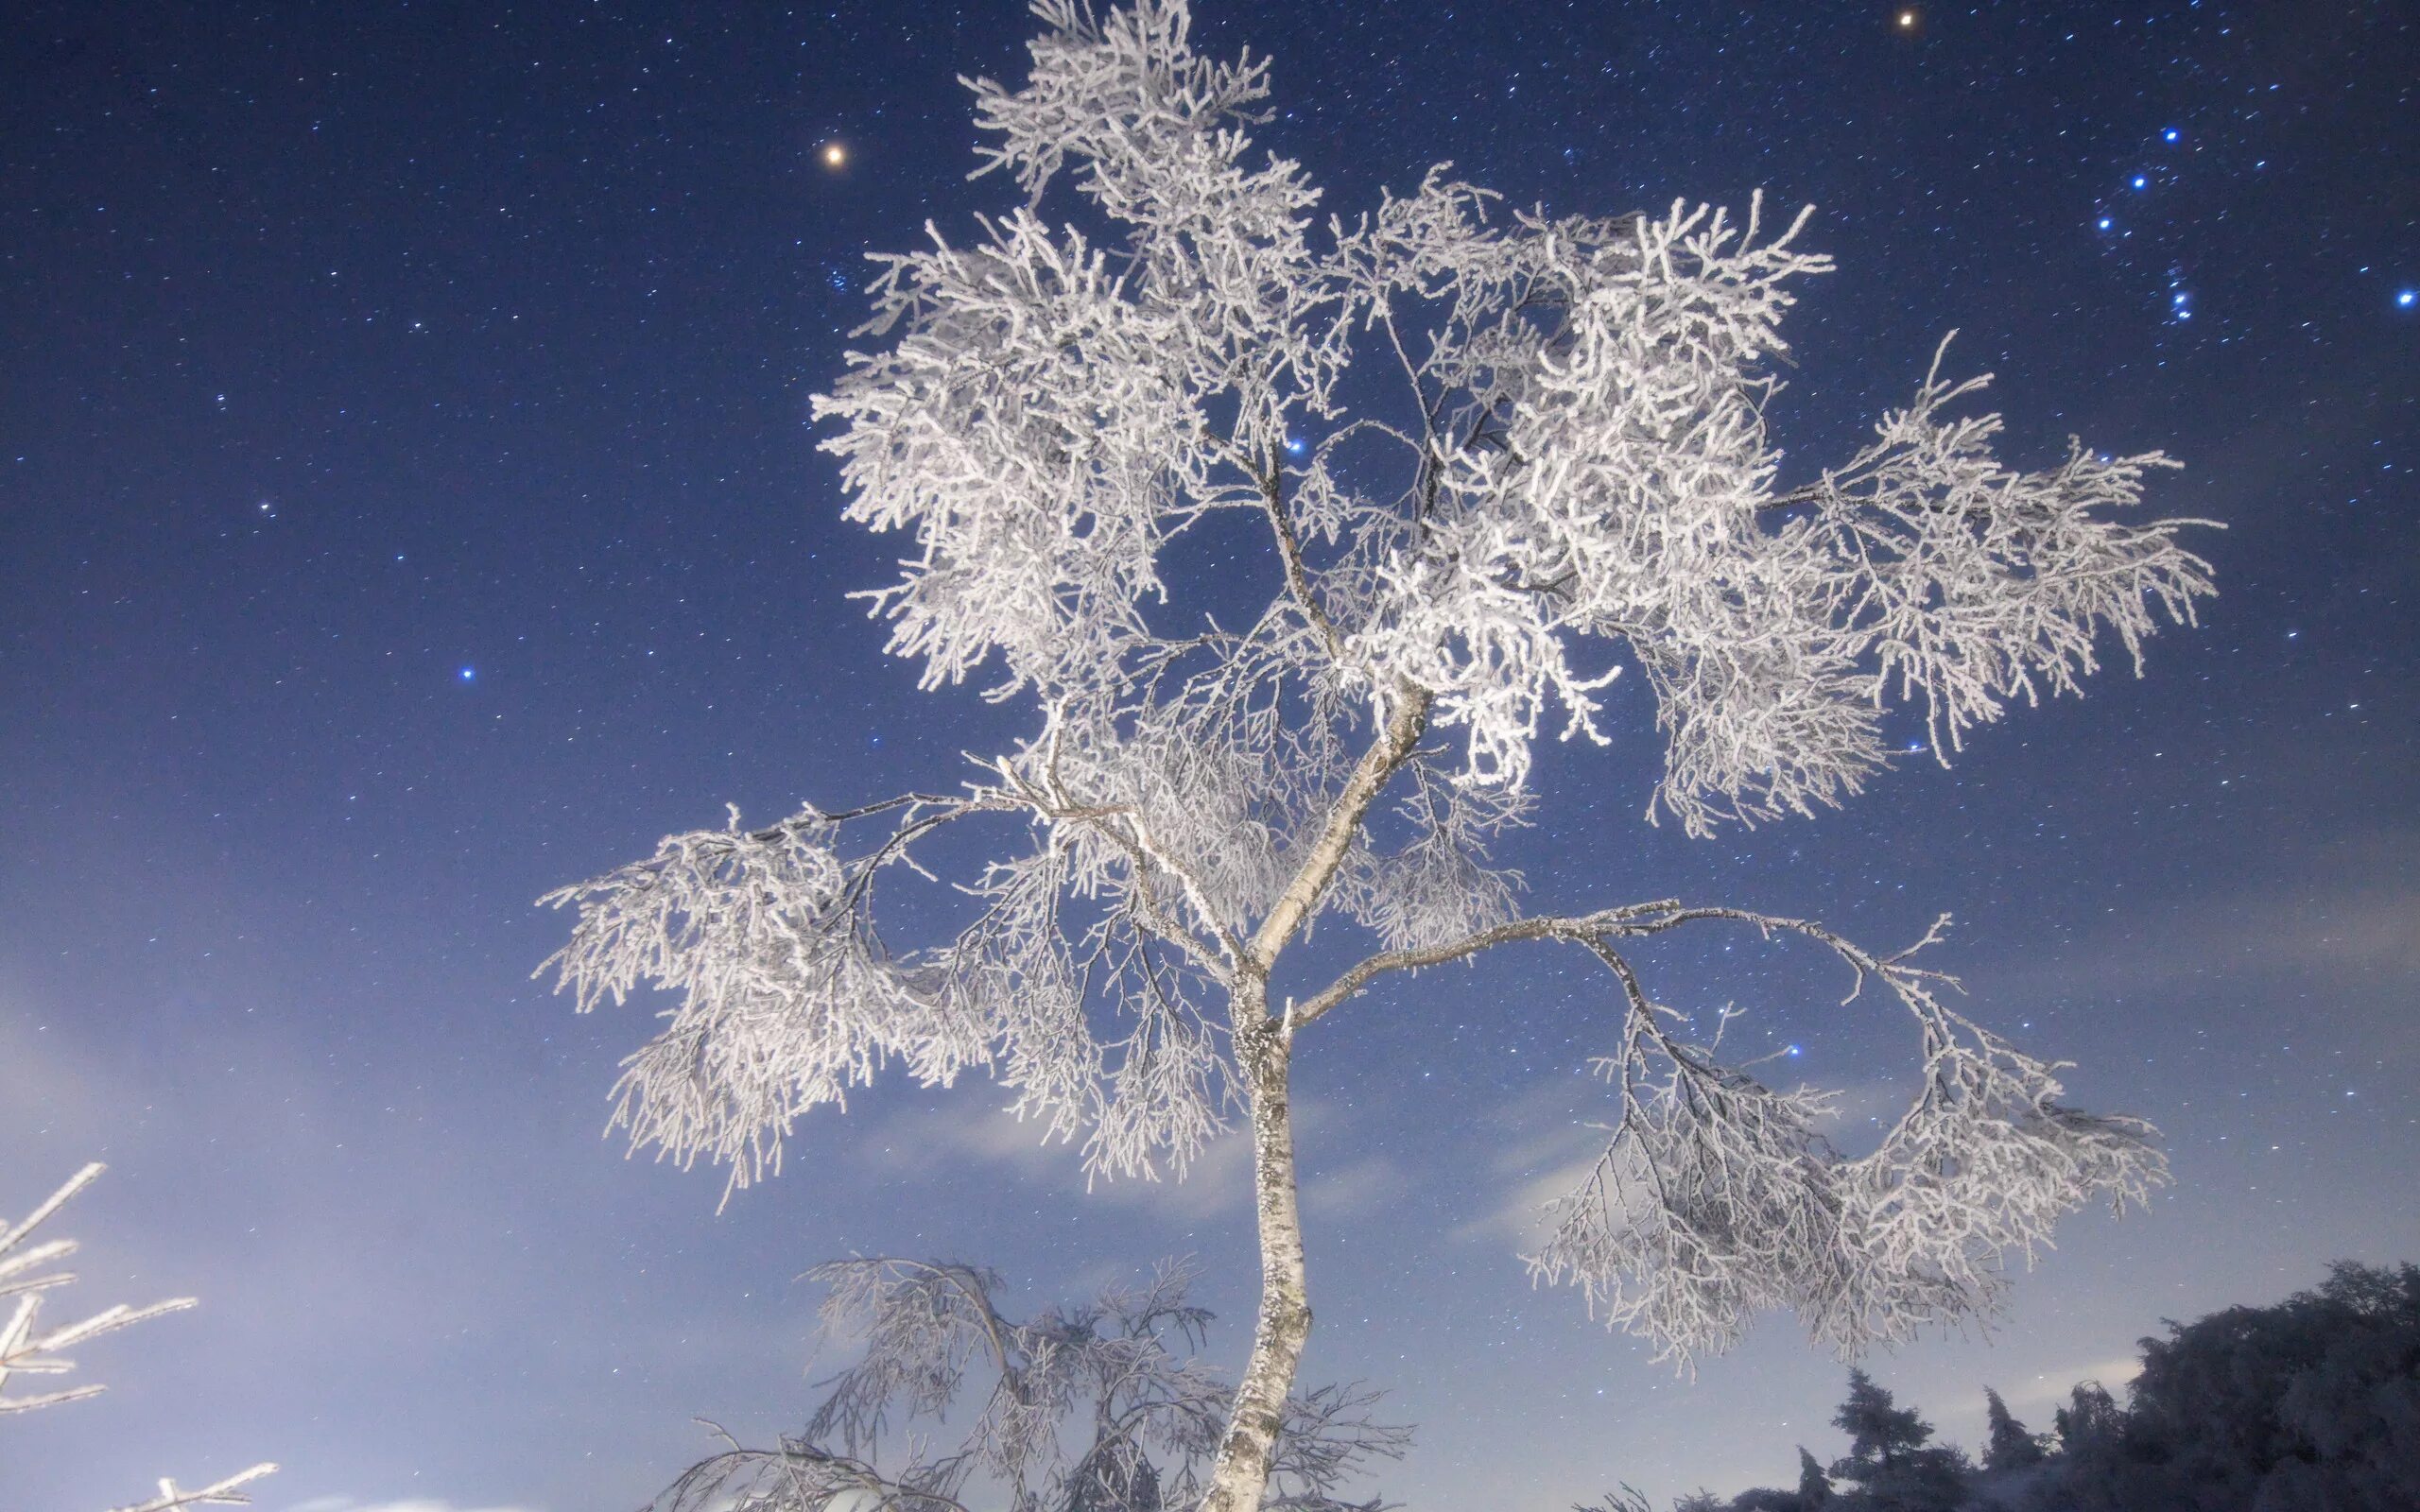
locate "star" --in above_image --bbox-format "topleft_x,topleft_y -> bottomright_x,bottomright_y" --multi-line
1895,9 -> 1918,31
458,666 -> 476,682
2398,290 -> 2415,308
821,142 -> 847,169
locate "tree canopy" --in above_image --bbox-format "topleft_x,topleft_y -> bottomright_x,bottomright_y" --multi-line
542,3 -> 2215,1505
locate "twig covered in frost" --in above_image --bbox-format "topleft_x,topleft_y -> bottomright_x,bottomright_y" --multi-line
1,1163 -> 277,1509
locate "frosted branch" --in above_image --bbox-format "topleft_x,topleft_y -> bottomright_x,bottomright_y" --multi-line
1,1164 -> 277,1509
1517,911 -> 2168,1365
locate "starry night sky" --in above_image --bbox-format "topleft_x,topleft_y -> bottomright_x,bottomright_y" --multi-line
3,3 -> 2414,1508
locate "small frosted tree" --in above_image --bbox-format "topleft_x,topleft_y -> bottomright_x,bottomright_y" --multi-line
2,1163 -> 276,1512
643,1256 -> 1404,1512
540,3 -> 2212,1506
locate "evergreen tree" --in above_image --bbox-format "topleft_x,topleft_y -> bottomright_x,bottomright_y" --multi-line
1827,1371 -> 1966,1512
1830,1368 -> 1932,1477
2053,1380 -> 2123,1457
2051,1263 -> 2420,1511
1981,1386 -> 2046,1472
1795,1446 -> 1833,1509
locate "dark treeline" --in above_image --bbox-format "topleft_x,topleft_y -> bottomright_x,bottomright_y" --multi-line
1590,1261 -> 2419,1512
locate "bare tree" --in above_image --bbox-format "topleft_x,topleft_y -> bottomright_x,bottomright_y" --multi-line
540,3 -> 2213,1506
2,1162 -> 276,1511
643,1256 -> 1405,1512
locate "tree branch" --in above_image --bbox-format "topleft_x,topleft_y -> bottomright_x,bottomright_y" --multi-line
1260,464 -> 1345,660
1245,685 -> 1432,981
991,761 -> 1246,975
1288,901 -> 1683,1027
1290,900 -> 1957,1029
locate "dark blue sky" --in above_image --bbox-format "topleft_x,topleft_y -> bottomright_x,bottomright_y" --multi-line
3,3 -> 2412,1508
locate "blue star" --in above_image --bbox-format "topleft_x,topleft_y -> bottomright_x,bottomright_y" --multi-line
458,666 -> 476,682
1284,436 -> 1307,456
2162,127 -> 2180,143
2132,175 -> 2148,190
2399,290 -> 2416,309
2098,216 -> 2113,231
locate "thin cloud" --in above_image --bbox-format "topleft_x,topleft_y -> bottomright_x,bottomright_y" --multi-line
1977,1354 -> 2145,1415
1302,1153 -> 1412,1222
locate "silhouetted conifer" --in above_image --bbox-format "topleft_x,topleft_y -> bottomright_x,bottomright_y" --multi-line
1981,1386 -> 2046,1471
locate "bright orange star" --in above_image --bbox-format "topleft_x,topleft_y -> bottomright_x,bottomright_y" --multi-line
821,142 -> 847,169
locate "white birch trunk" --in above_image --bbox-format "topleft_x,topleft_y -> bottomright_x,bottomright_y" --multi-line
1202,691 -> 1430,1512
1200,1004 -> 1312,1512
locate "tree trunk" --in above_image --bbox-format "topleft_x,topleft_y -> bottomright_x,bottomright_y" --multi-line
1202,689 -> 1429,1511
1200,1003 -> 1311,1512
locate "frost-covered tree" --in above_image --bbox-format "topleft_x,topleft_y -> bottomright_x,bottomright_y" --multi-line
642,1256 -> 1404,1512
2,1163 -> 276,1511
539,2 -> 2212,1505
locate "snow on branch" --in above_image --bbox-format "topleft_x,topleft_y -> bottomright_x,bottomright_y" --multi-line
1,1164 -> 196,1417
1515,911 -> 2167,1366
2,1163 -> 276,1508
539,803 -> 1004,1198
812,1 -> 2213,833
1789,336 -> 2213,768
103,1468 -> 280,1512
539,783 -> 1249,1196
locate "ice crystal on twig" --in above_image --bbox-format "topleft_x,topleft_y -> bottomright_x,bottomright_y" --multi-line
2,1163 -> 276,1509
